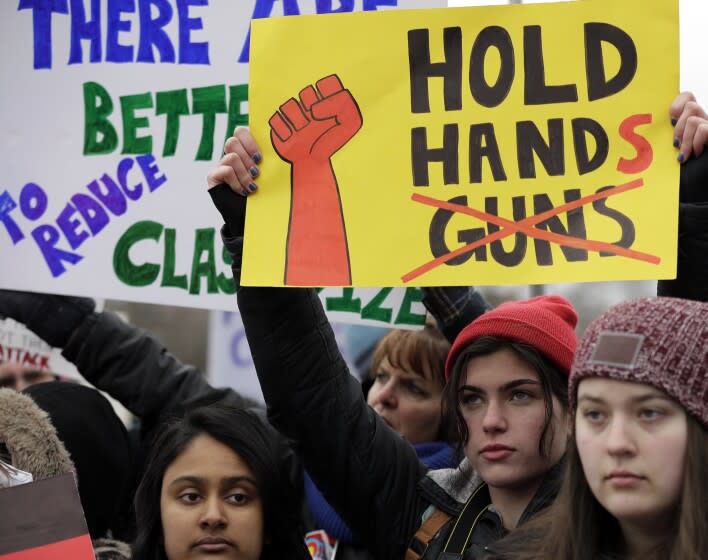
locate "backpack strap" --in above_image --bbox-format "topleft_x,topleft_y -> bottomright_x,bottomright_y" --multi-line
405,509 -> 451,560
441,482 -> 491,557
406,482 -> 491,560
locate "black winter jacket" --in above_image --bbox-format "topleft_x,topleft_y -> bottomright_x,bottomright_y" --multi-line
62,309 -> 255,435
657,152 -> 708,302
220,221 -> 558,560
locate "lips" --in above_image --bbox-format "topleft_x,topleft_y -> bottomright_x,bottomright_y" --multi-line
193,536 -> 234,551
605,471 -> 644,487
480,444 -> 514,461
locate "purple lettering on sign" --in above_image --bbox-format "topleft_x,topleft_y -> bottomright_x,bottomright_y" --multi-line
5,156 -> 168,277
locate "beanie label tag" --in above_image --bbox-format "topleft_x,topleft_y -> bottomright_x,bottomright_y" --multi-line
589,332 -> 644,368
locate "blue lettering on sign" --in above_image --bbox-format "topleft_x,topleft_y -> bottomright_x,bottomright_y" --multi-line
69,0 -> 101,64
238,0 -> 399,63
18,0 -> 209,68
18,0 -> 69,69
18,0 -> 399,69
137,0 -> 175,63
1,155 -> 167,277
19,183 -> 49,221
0,191 -> 25,244
230,329 -> 253,368
177,0 -> 209,64
106,0 -> 135,63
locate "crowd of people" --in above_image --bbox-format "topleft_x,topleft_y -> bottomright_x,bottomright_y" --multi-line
0,91 -> 706,560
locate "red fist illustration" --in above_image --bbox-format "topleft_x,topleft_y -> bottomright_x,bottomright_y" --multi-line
269,75 -> 362,286
270,74 -> 362,163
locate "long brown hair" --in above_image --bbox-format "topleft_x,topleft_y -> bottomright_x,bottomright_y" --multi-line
488,414 -> 708,560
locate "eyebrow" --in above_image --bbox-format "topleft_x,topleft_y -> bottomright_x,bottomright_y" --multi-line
168,475 -> 258,489
577,393 -> 672,405
376,366 -> 434,385
458,378 -> 541,394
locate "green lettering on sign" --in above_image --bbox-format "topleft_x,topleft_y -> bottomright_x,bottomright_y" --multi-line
395,288 -> 426,326
361,288 -> 393,322
326,288 -> 362,313
190,228 -> 219,294
83,81 -> 118,155
113,220 -> 163,286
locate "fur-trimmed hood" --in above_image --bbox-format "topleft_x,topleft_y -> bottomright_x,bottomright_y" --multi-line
0,388 -> 75,480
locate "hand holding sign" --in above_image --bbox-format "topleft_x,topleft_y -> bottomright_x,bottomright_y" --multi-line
671,91 -> 708,162
670,92 -> 708,205
270,75 -> 363,286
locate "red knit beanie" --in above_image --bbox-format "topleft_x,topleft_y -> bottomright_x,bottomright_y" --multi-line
445,295 -> 578,380
569,297 -> 708,428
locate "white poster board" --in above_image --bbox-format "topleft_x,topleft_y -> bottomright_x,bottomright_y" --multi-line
0,0 -> 444,310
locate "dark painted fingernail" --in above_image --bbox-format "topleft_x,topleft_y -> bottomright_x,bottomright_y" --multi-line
673,137 -> 679,148
677,153 -> 684,163
670,117 -> 678,126
249,166 -> 259,177
253,152 -> 262,163
248,182 -> 258,192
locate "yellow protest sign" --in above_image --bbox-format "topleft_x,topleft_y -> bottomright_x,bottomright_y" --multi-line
245,0 -> 679,287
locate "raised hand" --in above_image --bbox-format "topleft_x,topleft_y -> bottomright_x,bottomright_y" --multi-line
670,91 -> 708,163
208,127 -> 262,197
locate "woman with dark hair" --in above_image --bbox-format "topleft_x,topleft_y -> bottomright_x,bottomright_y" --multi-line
132,405 -> 310,560
486,296 -> 707,560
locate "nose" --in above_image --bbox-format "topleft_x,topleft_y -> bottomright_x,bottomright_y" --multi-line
199,496 -> 227,530
481,398 -> 507,434
375,378 -> 398,409
605,417 -> 637,458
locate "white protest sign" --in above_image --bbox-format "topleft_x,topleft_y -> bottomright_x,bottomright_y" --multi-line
0,0 -> 444,310
0,319 -> 82,380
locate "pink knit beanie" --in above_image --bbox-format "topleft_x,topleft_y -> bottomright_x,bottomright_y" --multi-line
445,295 -> 579,380
569,297 -> 708,427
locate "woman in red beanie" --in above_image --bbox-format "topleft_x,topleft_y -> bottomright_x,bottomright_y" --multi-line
485,297 -> 708,560
437,294 -> 578,554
